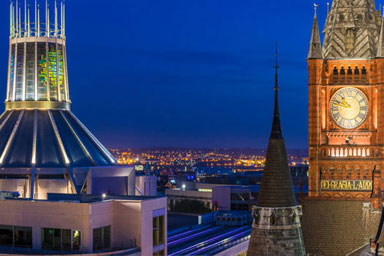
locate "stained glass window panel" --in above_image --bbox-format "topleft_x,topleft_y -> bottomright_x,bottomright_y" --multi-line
48,43 -> 58,101
25,43 -> 35,100
15,43 -> 24,101
37,42 -> 48,100
8,45 -> 15,101
58,44 -> 65,101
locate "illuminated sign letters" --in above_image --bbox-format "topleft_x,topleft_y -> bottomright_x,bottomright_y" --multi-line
320,180 -> 372,191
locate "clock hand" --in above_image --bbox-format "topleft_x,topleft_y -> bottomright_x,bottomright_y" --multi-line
333,101 -> 350,108
333,101 -> 344,107
341,98 -> 351,108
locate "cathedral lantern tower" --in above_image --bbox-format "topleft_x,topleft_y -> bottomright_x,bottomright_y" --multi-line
0,0 -> 117,199
308,0 -> 384,199
7,0 -> 70,108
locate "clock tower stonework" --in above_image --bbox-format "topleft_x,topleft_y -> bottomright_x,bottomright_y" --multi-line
302,1 -> 384,255
308,0 -> 384,200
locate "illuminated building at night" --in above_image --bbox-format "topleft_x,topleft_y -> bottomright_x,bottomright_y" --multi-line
0,0 -> 128,199
303,1 -> 384,254
0,1 -> 167,255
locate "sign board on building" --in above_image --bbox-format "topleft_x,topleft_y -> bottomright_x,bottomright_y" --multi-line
320,180 -> 372,191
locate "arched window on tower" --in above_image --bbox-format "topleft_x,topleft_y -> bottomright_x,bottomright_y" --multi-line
347,66 -> 353,83
361,66 -> 367,83
333,67 -> 338,83
340,67 -> 346,83
354,66 -> 360,83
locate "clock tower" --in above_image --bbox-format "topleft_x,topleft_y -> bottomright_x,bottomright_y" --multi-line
308,0 -> 384,199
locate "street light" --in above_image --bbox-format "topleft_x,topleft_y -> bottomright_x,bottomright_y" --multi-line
182,184 -> 186,191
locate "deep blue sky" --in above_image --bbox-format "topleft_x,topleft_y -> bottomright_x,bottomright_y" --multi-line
0,0 -> 345,149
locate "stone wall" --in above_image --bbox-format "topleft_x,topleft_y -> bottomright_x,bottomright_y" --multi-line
247,227 -> 305,255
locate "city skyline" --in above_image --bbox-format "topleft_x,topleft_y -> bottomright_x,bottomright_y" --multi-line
0,0 -> 339,149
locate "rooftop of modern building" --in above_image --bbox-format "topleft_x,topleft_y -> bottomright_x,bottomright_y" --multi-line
0,192 -> 165,204
0,246 -> 141,256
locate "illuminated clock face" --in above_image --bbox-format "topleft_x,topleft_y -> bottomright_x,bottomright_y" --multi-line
330,88 -> 368,129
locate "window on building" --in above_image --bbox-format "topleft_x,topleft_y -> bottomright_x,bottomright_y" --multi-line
347,66 -> 352,75
42,228 -> 81,251
93,226 -> 111,251
0,225 -> 13,247
154,250 -> 165,256
340,66 -> 345,75
153,216 -> 165,246
62,229 -> 71,251
73,230 -> 81,251
14,226 -> 32,248
0,225 -> 32,248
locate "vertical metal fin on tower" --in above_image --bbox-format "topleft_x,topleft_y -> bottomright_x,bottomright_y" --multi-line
54,0 -> 57,37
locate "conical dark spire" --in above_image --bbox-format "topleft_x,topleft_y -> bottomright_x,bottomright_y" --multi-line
307,4 -> 322,59
257,45 -> 296,207
271,43 -> 282,139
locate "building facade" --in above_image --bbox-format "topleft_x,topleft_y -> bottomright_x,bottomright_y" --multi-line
303,1 -> 384,254
0,194 -> 167,255
0,1 -> 168,255
308,0 -> 384,200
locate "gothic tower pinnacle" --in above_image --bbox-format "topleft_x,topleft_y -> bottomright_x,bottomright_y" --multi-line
377,7 -> 384,57
308,4 -> 322,59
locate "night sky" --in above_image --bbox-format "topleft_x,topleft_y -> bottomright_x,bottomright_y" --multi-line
0,0 -> 362,149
